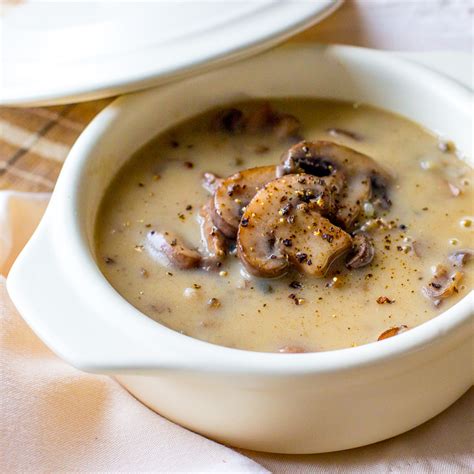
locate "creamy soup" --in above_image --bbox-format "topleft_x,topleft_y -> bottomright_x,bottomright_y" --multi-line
95,100 -> 473,352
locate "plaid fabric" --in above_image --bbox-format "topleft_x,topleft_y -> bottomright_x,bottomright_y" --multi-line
0,99 -> 112,192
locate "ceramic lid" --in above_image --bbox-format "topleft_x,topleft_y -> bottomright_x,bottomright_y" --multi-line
0,0 -> 341,107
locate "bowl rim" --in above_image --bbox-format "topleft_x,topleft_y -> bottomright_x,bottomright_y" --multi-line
46,44 -> 474,373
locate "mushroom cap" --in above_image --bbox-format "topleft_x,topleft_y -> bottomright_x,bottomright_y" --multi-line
245,102 -> 277,134
212,165 -> 277,238
237,174 -> 352,278
278,140 -> 390,179
346,232 -> 375,269
422,267 -> 464,305
277,140 -> 392,230
199,200 -> 227,270
448,249 -> 474,267
211,108 -> 245,133
146,230 -> 201,270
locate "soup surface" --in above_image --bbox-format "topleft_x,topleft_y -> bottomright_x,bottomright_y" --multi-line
96,100 -> 473,352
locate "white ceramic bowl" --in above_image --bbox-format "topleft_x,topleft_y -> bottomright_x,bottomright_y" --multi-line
8,45 -> 473,454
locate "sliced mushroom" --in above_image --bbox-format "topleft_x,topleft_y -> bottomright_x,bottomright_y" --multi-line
237,174 -> 352,278
422,265 -> 464,306
449,249 -> 473,267
201,172 -> 223,194
378,325 -> 408,341
371,173 -> 392,210
146,230 -> 201,270
211,108 -> 245,133
346,232 -> 375,269
211,165 -> 277,238
277,140 -> 392,230
273,114 -> 302,141
245,102 -> 301,140
245,102 -> 277,133
199,201 -> 227,270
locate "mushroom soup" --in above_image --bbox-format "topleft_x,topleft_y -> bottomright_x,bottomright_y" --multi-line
95,100 -> 473,352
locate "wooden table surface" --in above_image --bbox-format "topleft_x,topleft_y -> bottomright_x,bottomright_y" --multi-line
1,0 -> 470,192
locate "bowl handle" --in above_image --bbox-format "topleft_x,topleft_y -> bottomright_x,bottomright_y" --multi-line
7,218 -> 186,374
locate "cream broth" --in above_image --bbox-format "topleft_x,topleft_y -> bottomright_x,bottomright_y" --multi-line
95,100 -> 473,352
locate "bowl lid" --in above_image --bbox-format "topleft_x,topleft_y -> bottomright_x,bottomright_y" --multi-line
0,0 -> 341,107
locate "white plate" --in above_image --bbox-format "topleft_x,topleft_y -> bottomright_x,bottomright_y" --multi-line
0,0 -> 341,106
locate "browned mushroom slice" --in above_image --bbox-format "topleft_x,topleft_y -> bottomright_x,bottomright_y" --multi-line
277,140 -> 392,230
245,102 -> 277,133
378,325 -> 408,341
201,172 -> 223,194
199,201 -> 227,270
237,174 -> 352,278
346,232 -> 375,269
211,108 -> 245,133
212,165 -> 277,238
422,264 -> 464,306
448,249 -> 473,267
245,103 -> 301,140
370,173 -> 392,210
273,114 -> 302,141
146,230 -> 201,269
